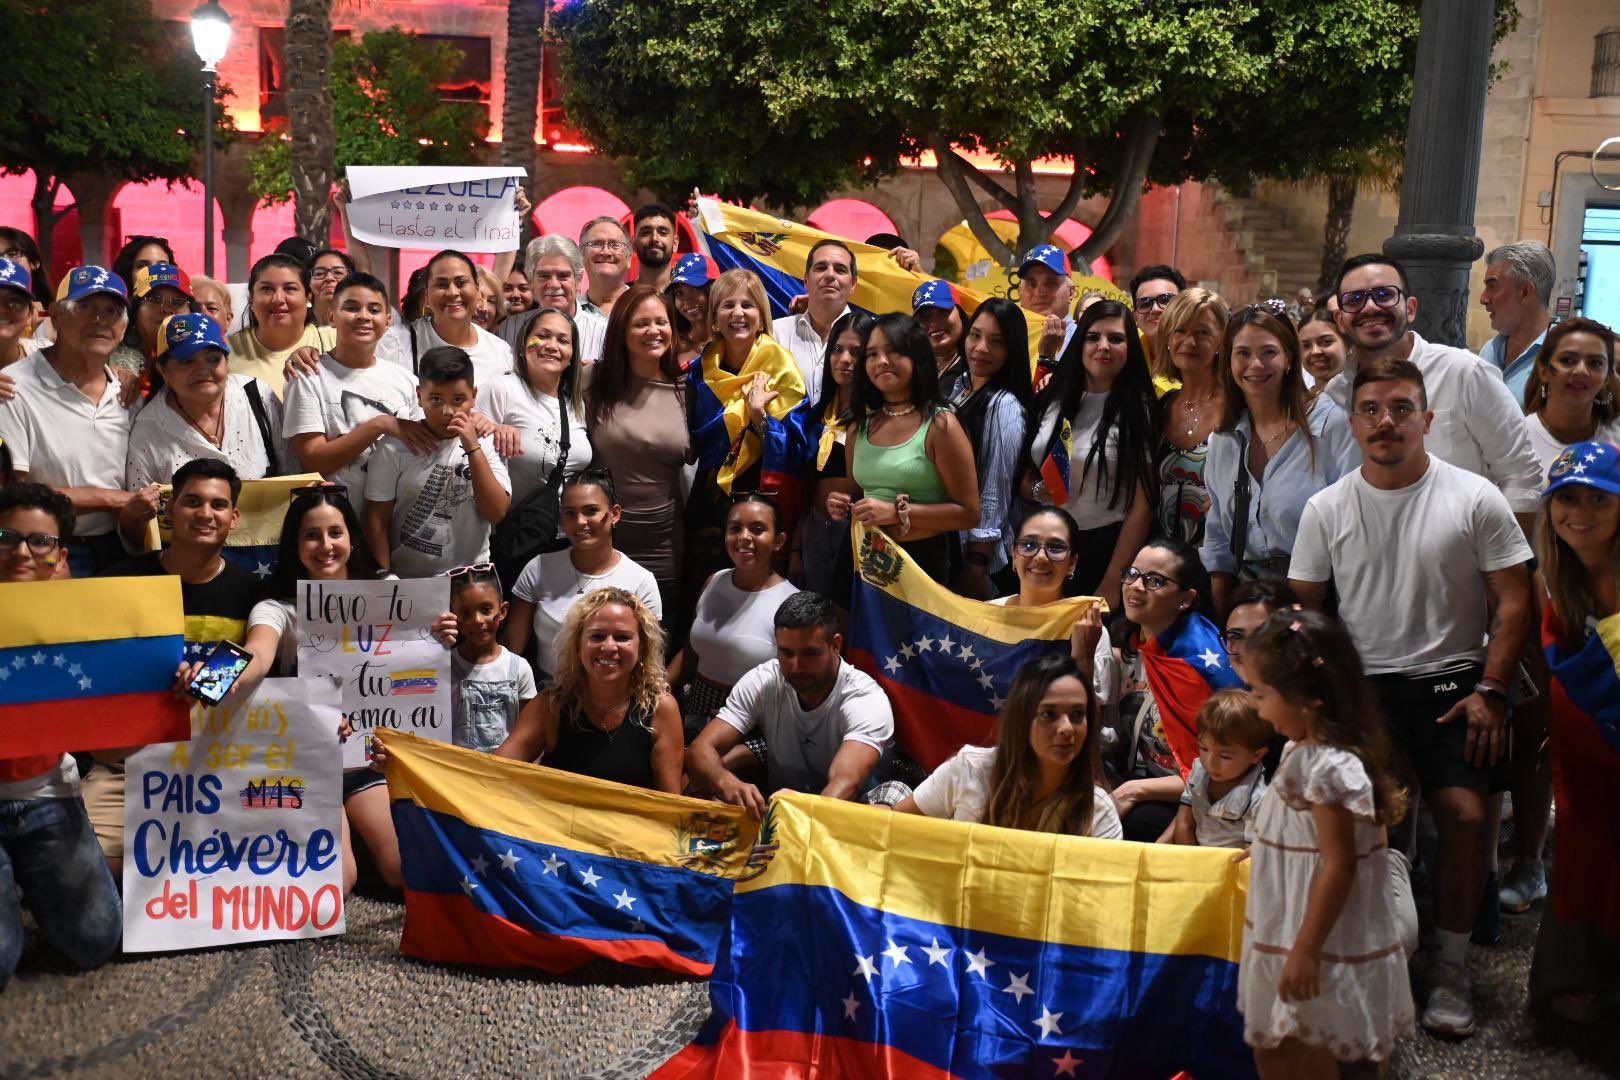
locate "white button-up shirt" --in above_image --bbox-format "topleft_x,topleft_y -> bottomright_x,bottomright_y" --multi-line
1326,331 -> 1544,514
772,306 -> 850,403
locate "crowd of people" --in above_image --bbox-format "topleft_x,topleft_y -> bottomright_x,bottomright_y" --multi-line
0,209 -> 1617,1076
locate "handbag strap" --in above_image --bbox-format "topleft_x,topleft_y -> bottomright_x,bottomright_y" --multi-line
1230,429 -> 1252,571
242,379 -> 281,476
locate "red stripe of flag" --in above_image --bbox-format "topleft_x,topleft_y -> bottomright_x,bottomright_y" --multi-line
847,648 -> 996,770
650,1021 -> 959,1080
0,691 -> 189,758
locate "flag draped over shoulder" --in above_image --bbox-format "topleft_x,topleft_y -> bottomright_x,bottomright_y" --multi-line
384,733 -> 758,977
1545,610 -> 1620,756
0,577 -> 188,757
654,792 -> 1255,1080
687,337 -> 809,498
845,522 -> 1101,771
145,473 -> 322,582
1139,613 -> 1245,778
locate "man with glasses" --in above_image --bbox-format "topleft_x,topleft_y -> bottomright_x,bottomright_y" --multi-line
1127,264 -> 1187,337
577,216 -> 632,321
0,267 -> 156,577
772,239 -> 857,401
1288,358 -> 1532,1040
1325,254 -> 1542,528
0,483 -> 123,990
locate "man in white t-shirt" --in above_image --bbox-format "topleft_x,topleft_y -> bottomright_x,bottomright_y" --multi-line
770,240 -> 855,402
687,592 -> 893,814
1288,357 -> 1532,1040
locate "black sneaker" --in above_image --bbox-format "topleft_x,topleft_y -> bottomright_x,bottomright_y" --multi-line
1471,871 -> 1502,946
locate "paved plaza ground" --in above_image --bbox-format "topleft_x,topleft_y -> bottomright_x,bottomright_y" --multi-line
3,884 -> 1619,1079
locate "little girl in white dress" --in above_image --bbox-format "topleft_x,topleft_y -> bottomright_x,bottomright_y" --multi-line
1237,609 -> 1414,1073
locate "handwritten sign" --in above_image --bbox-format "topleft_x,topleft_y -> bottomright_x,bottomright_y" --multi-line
297,578 -> 452,768
122,678 -> 345,953
346,165 -> 527,253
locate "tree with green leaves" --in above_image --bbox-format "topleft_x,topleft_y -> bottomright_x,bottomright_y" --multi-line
285,0 -> 335,244
501,0 -> 547,217
251,27 -> 491,218
0,0 -> 220,269
556,0 -> 1444,270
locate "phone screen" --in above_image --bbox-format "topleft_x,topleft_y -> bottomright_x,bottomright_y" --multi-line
188,642 -> 253,705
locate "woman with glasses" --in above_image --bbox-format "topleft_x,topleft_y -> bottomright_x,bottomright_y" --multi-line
121,263 -> 200,386
0,227 -> 54,312
1521,318 -> 1620,474
1218,578 -> 1299,689
1109,539 -> 1243,841
1022,300 -> 1158,611
307,248 -> 357,328
228,253 -> 335,395
668,493 -> 798,752
125,313 -> 286,489
1199,303 -> 1358,613
1153,289 -> 1230,545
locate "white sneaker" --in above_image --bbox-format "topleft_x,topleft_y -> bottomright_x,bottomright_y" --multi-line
1422,961 -> 1477,1038
1499,858 -> 1547,913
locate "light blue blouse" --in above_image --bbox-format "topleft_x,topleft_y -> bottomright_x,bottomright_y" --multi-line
1199,398 -> 1361,575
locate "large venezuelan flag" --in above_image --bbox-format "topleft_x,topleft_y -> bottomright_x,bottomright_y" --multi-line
144,473 -> 322,581
384,734 -> 758,977
0,576 -> 188,757
654,792 -> 1254,1079
694,198 -> 1045,361
846,522 -> 1101,770
1138,614 -> 1245,779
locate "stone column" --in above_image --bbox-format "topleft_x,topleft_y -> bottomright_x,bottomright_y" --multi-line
1382,0 -> 1494,347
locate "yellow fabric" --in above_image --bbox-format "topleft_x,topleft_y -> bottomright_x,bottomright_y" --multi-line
699,336 -> 806,494
815,400 -> 842,473
0,576 -> 183,647
383,733 -> 759,878
742,791 -> 1249,963
1598,613 -> 1620,684
226,324 -> 335,395
144,474 -> 323,553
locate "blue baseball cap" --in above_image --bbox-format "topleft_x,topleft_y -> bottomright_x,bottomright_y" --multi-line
1543,440 -> 1620,498
911,278 -> 957,313
160,312 -> 231,360
0,257 -> 31,299
1019,244 -> 1067,277
60,265 -> 128,303
670,253 -> 719,289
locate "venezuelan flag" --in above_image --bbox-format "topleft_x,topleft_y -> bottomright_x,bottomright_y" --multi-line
846,522 -> 1101,770
1038,417 -> 1074,507
0,577 -> 188,758
654,792 -> 1254,1079
384,733 -> 759,977
1138,614 -> 1245,779
693,198 -> 1046,362
144,473 -> 322,582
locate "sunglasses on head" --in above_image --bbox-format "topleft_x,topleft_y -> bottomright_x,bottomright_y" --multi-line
290,484 -> 348,501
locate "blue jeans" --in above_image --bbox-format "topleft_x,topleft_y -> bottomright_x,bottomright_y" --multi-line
1,795 -> 122,988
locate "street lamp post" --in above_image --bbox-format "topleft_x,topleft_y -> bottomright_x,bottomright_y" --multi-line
190,0 -> 233,278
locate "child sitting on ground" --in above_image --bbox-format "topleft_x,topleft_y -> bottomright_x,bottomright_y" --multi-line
363,345 -> 511,578
1167,689 -> 1270,849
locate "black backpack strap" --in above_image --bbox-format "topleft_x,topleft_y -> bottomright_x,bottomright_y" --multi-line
408,321 -> 420,375
1230,429 -> 1252,572
242,379 -> 281,476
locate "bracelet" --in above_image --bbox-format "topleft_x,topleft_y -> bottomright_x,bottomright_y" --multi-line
465,443 -> 484,456
1474,682 -> 1510,705
1479,673 -> 1510,691
894,493 -> 912,538
1031,478 -> 1046,501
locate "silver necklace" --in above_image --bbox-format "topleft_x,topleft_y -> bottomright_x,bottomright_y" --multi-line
1180,393 -> 1217,438
881,402 -> 917,417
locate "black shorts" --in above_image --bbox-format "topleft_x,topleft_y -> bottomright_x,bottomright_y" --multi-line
1372,663 -> 1509,795
342,767 -> 387,800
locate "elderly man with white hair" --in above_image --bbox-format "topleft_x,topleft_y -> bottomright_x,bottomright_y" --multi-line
498,235 -> 607,362
1479,240 -> 1556,405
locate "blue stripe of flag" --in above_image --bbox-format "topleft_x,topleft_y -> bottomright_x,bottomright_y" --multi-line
0,636 -> 183,706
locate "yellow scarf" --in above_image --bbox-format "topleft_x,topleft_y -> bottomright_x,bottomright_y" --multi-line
700,335 -> 807,493
815,399 -> 844,473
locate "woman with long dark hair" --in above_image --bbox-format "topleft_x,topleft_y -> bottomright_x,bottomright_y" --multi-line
949,297 -> 1032,599
227,252 -> 334,394
0,226 -> 53,310
1021,299 -> 1157,610
826,313 -> 979,581
794,310 -> 871,607
378,249 -> 512,384
896,652 -> 1121,838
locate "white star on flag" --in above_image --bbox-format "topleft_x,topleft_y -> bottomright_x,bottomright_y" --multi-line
1034,1005 -> 1064,1039
853,954 -> 878,981
254,562 -> 272,579
1053,1049 -> 1083,1077
68,663 -> 81,676
0,669 -> 8,682
921,938 -> 951,966
630,918 -> 647,931
842,991 -> 861,1020
899,643 -> 916,661
541,853 -> 562,875
459,875 -> 478,895
881,941 -> 911,967
1003,971 -> 1033,1003
917,636 -> 935,653
51,654 -> 65,667
79,676 -> 93,690
958,644 -> 974,662
965,947 -> 995,978
11,656 -> 25,670
579,866 -> 602,887
884,655 -> 901,674
977,672 -> 995,690
499,849 -> 522,872
32,651 -> 45,665
612,889 -> 637,911
937,635 -> 955,652
989,694 -> 1006,711
469,854 -> 489,875
1198,648 -> 1223,669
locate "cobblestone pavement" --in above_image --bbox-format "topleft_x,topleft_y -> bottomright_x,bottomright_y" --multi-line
2,891 -> 1617,1078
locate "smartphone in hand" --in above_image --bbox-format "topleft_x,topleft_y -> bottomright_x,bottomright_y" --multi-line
187,641 -> 254,705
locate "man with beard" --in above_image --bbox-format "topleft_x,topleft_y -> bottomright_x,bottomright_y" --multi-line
1288,358 -> 1533,1041
629,203 -> 679,293
771,239 -> 856,401
685,592 -> 893,815
1324,254 -> 1542,527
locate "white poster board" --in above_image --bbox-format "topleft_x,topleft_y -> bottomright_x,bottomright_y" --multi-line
345,165 -> 526,252
122,677 -> 346,953
298,578 -> 453,769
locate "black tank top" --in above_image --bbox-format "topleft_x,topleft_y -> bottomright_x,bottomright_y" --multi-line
548,700 -> 656,789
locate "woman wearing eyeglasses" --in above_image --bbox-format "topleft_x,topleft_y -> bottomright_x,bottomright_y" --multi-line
125,314 -> 287,489
308,248 -> 357,328
1218,578 -> 1299,688
115,262 -> 199,387
1153,289 -> 1230,546
1520,318 -> 1620,474
1199,303 -> 1359,614
1109,539 -> 1242,841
